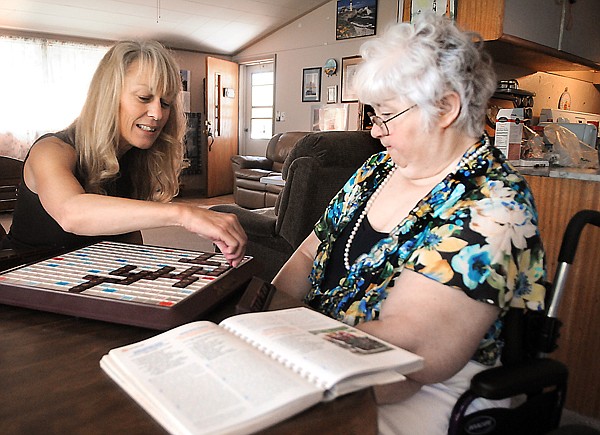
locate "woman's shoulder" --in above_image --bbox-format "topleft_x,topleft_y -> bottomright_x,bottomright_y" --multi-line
366,150 -> 389,166
355,151 -> 391,177
32,126 -> 76,150
31,134 -> 76,153
28,134 -> 78,166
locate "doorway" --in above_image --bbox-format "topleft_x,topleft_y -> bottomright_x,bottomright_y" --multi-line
240,60 -> 275,156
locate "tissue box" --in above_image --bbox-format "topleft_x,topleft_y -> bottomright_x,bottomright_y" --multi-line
495,108 -> 524,162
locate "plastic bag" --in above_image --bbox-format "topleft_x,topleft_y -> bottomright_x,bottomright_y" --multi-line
543,124 -> 599,169
521,126 -> 546,159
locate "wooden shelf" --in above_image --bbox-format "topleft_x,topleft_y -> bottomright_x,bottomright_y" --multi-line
485,35 -> 600,74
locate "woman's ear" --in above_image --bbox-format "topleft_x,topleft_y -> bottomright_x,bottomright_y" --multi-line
438,92 -> 461,128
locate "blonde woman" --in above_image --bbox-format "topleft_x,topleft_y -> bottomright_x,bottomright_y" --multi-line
2,40 -> 246,266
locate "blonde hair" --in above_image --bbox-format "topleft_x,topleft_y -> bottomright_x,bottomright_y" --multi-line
75,40 -> 185,202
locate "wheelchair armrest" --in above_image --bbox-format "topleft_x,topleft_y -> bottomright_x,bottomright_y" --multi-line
470,358 -> 568,400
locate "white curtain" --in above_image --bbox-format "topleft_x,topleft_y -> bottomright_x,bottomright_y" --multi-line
0,36 -> 109,160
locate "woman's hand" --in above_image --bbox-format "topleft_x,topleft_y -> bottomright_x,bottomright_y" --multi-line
180,207 -> 247,267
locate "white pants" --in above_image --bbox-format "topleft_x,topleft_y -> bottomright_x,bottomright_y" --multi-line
378,361 -> 509,435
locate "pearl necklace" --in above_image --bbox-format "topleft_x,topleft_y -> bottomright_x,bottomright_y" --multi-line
454,135 -> 491,175
342,137 -> 490,271
343,164 -> 397,271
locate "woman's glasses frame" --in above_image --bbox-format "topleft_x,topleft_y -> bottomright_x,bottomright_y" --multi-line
368,104 -> 417,136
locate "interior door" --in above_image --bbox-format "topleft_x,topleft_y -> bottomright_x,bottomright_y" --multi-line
205,56 -> 239,197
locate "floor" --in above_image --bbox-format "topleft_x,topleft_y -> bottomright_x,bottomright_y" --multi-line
173,193 -> 234,208
144,194 -> 235,250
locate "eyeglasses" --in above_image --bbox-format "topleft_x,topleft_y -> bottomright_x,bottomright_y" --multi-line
368,104 -> 417,136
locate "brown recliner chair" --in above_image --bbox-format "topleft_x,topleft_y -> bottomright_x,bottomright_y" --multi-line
231,132 -> 309,209
212,130 -> 384,281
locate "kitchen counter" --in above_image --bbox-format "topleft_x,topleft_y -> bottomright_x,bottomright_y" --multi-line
515,165 -> 600,182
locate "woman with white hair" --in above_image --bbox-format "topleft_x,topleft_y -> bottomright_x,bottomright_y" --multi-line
2,40 -> 246,266
274,13 -> 545,434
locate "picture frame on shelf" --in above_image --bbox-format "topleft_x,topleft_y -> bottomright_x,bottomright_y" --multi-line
341,56 -> 361,103
302,67 -> 322,102
311,104 -> 349,132
327,85 -> 338,104
336,0 -> 378,40
359,102 -> 375,130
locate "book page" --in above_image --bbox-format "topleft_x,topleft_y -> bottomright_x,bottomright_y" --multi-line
220,307 -> 423,397
100,321 -> 323,435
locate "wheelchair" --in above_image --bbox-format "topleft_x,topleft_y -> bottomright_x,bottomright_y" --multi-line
448,210 -> 600,435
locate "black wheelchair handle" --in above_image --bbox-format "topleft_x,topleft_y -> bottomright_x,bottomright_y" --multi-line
558,209 -> 600,265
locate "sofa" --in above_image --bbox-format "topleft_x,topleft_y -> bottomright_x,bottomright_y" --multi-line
211,130 -> 384,281
231,131 -> 309,209
0,156 -> 23,213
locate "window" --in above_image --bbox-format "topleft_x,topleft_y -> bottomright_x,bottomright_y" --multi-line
249,71 -> 274,140
0,36 -> 108,159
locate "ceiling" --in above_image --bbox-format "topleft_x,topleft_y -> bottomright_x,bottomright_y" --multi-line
0,0 -> 331,54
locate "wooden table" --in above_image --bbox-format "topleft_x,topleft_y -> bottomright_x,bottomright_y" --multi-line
0,296 -> 377,434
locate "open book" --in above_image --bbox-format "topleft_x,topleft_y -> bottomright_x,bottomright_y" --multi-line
100,307 -> 424,435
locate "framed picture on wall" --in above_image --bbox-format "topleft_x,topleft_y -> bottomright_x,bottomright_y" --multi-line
327,85 -> 338,104
302,67 -> 322,102
336,0 -> 377,40
341,56 -> 361,103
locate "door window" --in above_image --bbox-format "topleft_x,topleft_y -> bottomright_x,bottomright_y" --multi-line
250,71 -> 274,140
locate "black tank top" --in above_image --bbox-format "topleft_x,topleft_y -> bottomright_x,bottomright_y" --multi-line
317,202 -> 388,296
1,128 -> 136,251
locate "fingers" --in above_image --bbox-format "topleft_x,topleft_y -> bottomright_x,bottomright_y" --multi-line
185,208 -> 247,266
213,213 -> 247,266
214,240 -> 245,268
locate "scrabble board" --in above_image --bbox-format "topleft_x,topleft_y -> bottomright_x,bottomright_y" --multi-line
0,241 -> 258,330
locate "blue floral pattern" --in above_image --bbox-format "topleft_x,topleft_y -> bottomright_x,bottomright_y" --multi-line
304,138 -> 546,365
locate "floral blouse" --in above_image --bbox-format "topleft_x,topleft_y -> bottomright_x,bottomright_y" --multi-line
304,138 -> 546,365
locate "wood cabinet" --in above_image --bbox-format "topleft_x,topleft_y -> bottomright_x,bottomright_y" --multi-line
402,0 -> 600,73
559,0 -> 600,64
524,174 -> 600,419
455,0 -> 600,71
501,0 -> 563,50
